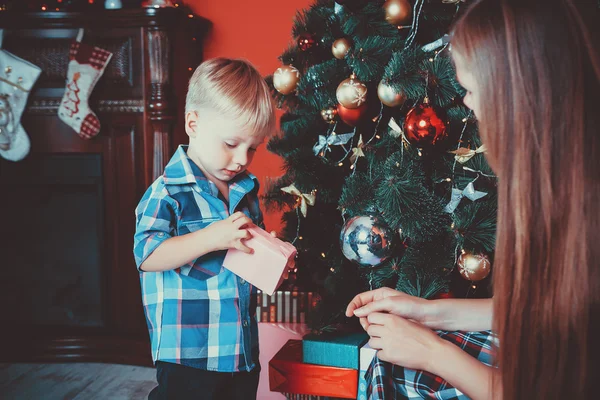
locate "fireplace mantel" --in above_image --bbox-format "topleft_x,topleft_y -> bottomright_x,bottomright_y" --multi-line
0,7 -> 209,366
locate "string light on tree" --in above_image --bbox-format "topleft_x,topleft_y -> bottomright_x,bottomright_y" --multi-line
273,65 -> 301,95
383,0 -> 412,26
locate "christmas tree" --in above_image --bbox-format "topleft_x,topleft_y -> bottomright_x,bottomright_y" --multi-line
264,0 -> 497,331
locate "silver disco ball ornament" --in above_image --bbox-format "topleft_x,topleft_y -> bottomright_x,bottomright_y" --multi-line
340,215 -> 395,267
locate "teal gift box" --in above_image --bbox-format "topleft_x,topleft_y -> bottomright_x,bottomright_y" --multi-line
302,331 -> 369,370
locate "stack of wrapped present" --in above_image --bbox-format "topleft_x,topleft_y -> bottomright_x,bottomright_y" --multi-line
269,331 -> 378,399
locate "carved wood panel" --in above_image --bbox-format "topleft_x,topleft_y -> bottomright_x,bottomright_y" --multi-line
3,36 -> 134,88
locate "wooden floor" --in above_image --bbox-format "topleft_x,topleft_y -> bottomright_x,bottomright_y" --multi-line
0,363 -> 157,400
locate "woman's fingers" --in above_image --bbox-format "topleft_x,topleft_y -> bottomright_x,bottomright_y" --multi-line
368,337 -> 383,350
367,324 -> 385,338
367,311 -> 393,326
353,297 -> 397,317
346,289 -> 382,317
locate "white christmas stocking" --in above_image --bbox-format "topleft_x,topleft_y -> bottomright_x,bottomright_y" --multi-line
58,39 -> 112,139
0,49 -> 42,161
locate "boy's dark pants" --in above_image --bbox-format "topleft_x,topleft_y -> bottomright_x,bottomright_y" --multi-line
148,361 -> 261,400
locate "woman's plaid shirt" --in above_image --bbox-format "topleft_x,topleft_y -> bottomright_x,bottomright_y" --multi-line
366,330 -> 496,399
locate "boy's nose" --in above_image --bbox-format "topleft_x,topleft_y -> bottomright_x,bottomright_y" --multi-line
233,150 -> 248,167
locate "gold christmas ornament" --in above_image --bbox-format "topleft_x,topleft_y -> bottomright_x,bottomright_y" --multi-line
377,81 -> 406,107
457,251 -> 491,281
273,65 -> 301,95
383,0 -> 413,26
332,38 -> 352,59
336,74 -> 368,109
321,107 -> 338,124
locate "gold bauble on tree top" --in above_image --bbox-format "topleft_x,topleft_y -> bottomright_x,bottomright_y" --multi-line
332,38 -> 352,60
457,250 -> 492,281
273,65 -> 301,95
336,74 -> 368,109
383,0 -> 413,26
377,81 -> 406,107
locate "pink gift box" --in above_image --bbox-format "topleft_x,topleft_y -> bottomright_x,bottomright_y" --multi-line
223,225 -> 297,296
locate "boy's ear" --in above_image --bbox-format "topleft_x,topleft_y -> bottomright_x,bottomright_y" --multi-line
185,111 -> 198,138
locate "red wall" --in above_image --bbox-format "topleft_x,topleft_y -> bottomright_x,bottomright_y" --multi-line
186,0 -> 314,232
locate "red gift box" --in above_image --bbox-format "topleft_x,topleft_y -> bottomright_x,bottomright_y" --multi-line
269,340 -> 358,399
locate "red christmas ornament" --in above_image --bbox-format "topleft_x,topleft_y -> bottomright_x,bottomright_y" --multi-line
433,290 -> 455,300
337,103 -> 368,127
404,98 -> 448,147
297,34 -> 316,51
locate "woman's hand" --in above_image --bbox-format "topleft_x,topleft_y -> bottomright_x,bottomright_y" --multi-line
347,288 -> 494,332
366,312 -> 444,372
346,287 -> 428,330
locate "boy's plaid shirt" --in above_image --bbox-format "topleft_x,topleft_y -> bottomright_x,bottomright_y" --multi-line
366,330 -> 496,399
133,145 -> 263,373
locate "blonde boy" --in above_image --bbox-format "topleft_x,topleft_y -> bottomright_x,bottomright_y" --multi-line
134,58 -> 276,400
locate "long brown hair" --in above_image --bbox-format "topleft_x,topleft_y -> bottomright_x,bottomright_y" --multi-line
452,0 -> 600,398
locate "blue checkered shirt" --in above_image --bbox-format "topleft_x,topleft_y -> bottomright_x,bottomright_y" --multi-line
133,145 -> 262,372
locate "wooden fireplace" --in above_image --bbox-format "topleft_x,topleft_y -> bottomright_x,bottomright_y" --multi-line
0,7 -> 209,366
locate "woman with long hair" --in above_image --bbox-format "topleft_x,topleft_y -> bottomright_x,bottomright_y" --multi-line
346,0 -> 600,398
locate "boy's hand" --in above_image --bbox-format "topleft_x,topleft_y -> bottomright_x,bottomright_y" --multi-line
207,212 -> 253,254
